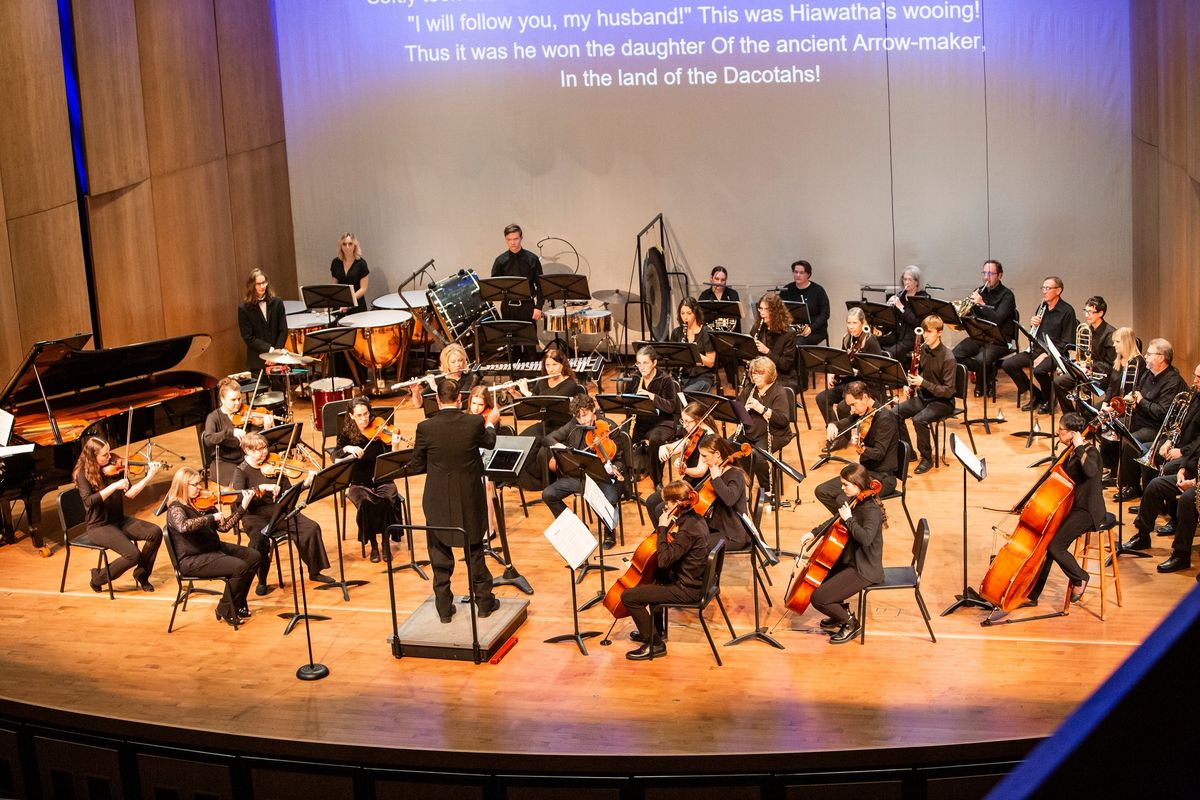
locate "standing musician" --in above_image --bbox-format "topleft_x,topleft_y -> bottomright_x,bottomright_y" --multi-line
630,346 -> 678,484
408,379 -> 504,623
333,397 -> 406,563
542,394 -> 626,549
797,462 -> 885,644
952,259 -> 1017,398
330,232 -> 369,313
735,356 -> 794,500
1106,338 -> 1187,503
698,265 -> 742,385
620,479 -> 711,661
816,307 -> 882,427
815,381 -> 900,513
778,259 -> 830,346
72,437 -> 163,593
753,292 -> 799,391
164,468 -> 259,626
879,265 -> 931,360
895,316 -> 957,475
237,268 -> 288,373
490,223 -> 543,324
1053,296 -> 1117,414
1023,413 -> 1107,606
232,432 -> 333,596
408,343 -> 477,408
695,434 -> 750,551
669,298 -> 718,392
658,401 -> 719,485
1001,275 -> 1077,414
203,377 -> 275,485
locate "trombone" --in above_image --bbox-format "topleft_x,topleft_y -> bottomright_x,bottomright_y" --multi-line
1135,390 -> 1195,472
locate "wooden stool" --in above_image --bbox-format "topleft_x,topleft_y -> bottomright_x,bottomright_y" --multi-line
1063,513 -> 1122,619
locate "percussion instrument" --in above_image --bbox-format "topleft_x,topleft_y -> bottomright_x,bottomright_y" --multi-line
310,377 -> 355,431
285,313 -> 331,359
577,309 -> 612,334
543,306 -> 580,332
428,270 -> 487,342
338,309 -> 414,377
251,391 -> 286,411
374,290 -> 437,342
282,299 -> 307,315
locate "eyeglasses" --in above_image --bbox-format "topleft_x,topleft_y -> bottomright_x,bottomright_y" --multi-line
188,481 -> 203,488
1041,285 -> 1058,292
981,271 -> 998,276
1146,350 -> 1164,357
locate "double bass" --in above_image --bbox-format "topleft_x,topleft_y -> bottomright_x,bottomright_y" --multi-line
784,479 -> 882,614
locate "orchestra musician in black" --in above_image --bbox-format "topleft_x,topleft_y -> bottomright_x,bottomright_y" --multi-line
669,298 -> 717,392
952,259 -> 1017,398
734,356 -> 794,501
331,232 -> 369,313
332,397 -> 406,563
1052,295 -> 1116,414
237,268 -> 288,373
879,265 -> 931,360
816,306 -> 882,427
542,393 -> 626,550
698,265 -> 742,385
816,381 -> 900,513
202,377 -> 274,486
490,223 -> 543,324
1000,275 -> 1077,414
778,259 -> 829,346
695,434 -> 750,551
895,316 -> 957,475
630,345 -> 678,485
753,292 -> 798,392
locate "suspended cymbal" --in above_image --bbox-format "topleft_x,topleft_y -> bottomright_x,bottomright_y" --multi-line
260,351 -> 314,365
592,289 -> 642,305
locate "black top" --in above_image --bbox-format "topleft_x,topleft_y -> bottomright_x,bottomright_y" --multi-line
838,330 -> 883,386
1029,299 -> 1078,355
545,415 -> 627,481
1062,444 -> 1106,529
705,466 -> 749,551
408,408 -> 497,544
856,406 -> 900,478
1131,365 -> 1188,431
697,286 -> 741,332
972,282 -> 1018,342
757,327 -> 798,387
202,409 -> 244,468
655,510 -> 711,594
737,381 -> 793,448
916,342 -> 957,402
778,281 -> 830,343
333,430 -> 391,487
837,498 -> 884,584
237,297 -> 288,372
330,257 -> 369,312
76,471 -> 125,529
232,461 -> 293,524
892,289 -> 930,349
490,248 -> 543,308
1081,321 -> 1117,381
669,324 -> 717,382
167,501 -> 245,559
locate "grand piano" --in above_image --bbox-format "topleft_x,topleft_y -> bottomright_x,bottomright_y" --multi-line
0,333 -> 217,551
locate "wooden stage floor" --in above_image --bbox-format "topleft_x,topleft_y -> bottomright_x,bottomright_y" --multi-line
0,379 -> 1191,772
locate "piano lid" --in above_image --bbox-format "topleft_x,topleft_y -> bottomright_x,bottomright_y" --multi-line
0,333 -> 213,410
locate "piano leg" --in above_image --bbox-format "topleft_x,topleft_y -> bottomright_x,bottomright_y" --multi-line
0,499 -> 14,546
1,496 -> 52,555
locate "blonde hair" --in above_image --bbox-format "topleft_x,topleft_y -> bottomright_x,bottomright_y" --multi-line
336,233 -> 362,261
748,356 -> 776,383
243,268 -> 274,304
439,343 -> 469,374
1112,327 -> 1140,370
166,467 -> 201,509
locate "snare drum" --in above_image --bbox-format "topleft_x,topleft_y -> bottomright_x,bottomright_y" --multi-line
577,309 -> 612,334
543,307 -> 581,332
310,377 -> 355,431
286,312 -> 331,359
338,310 -> 414,375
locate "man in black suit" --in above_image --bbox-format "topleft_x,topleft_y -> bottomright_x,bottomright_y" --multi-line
409,379 -> 503,623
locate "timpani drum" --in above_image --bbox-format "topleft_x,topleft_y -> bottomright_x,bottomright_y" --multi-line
310,377 -> 355,431
282,299 -> 307,315
577,309 -> 612,334
374,290 -> 435,342
338,309 -> 414,375
543,307 -> 581,332
286,313 -> 331,360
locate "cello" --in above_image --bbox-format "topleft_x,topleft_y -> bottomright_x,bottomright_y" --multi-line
784,479 -> 881,615
601,489 -> 697,618
691,443 -> 752,516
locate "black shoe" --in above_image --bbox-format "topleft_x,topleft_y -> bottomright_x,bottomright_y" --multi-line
1019,598 -> 1039,608
255,582 -> 272,596
1102,476 -> 1117,488
369,544 -> 381,563
1112,486 -> 1141,503
1123,533 -> 1151,551
215,611 -> 237,627
603,534 -> 616,550
1158,554 -> 1191,573
1070,576 -> 1089,603
625,643 -> 667,661
973,384 -> 984,398
235,606 -> 252,619
907,450 -> 919,463
438,606 -> 456,624
1128,505 -> 1140,514
137,580 -> 155,593
1156,522 -> 1176,537
89,569 -> 104,593
829,615 -> 862,644
1037,403 -> 1052,415
819,616 -> 841,631
309,572 -> 335,584
1020,398 -> 1039,412
914,459 -> 934,475
477,597 -> 501,618
629,628 -> 668,643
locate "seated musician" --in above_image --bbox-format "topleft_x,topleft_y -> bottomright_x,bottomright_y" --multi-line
816,306 -> 882,427
734,356 -> 794,500
333,397 -> 405,563
657,401 -> 719,485
621,479 -> 711,661
695,434 -> 750,551
895,316 -> 957,475
543,394 -> 625,549
798,463 -> 885,644
952,259 -> 1016,398
1106,338 -> 1187,503
815,381 -> 899,513
203,377 -> 274,485
237,268 -> 288,374
1053,295 -> 1116,414
233,432 -> 333,595
1000,275 -> 1077,414
512,347 -> 585,490
409,342 -> 476,409
670,298 -> 718,392
164,467 -> 259,626
778,259 -> 830,346
1097,327 -> 1143,488
753,292 -> 798,391
72,437 -> 163,593
879,265 -> 930,360
468,385 -> 504,537
698,265 -> 741,385
1024,413 -> 1107,606
629,346 -> 678,484
1128,362 -> 1200,563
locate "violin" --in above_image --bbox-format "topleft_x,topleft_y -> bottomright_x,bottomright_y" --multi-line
193,487 -> 263,512
691,443 -> 752,517
586,419 -> 624,482
602,491 -> 697,618
784,479 -> 882,615
362,416 -> 413,447
101,455 -> 171,478
261,452 -> 311,480
231,403 -> 282,428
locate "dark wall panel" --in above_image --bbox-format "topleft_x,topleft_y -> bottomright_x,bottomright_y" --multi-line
88,182 -> 166,347
215,0 -> 286,155
227,143 -> 298,299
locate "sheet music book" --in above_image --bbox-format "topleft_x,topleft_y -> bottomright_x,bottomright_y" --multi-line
582,474 -> 617,532
543,508 -> 598,570
951,433 -> 986,481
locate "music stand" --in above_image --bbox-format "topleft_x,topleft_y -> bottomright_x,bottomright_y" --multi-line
540,274 -> 591,355
909,297 -> 964,329
303,326 -> 358,385
302,284 -> 356,327
553,447 -> 619,609
710,331 -> 761,388
476,319 -> 538,373
782,301 -> 811,328
960,317 -> 1010,433
262,484 -> 330,679
542,508 -> 602,655
850,301 -> 899,334
375,449 -> 432,579
748,445 -> 805,555
1009,323 -> 1055,451
680,391 -> 753,439
481,435 -> 537,594
634,340 -> 699,382
726,512 -> 785,650
852,352 -> 909,393
941,433 -> 995,616
300,458 -> 363,600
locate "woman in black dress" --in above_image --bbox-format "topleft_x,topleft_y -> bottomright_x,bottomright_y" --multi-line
333,397 -> 406,562
735,356 -> 794,498
331,232 -> 369,313
696,434 -> 750,551
513,347 -> 584,490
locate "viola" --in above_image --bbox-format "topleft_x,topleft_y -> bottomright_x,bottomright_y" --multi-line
691,443 -> 752,517
602,491 -> 697,618
101,455 -> 170,478
586,419 -> 624,482
231,403 -> 282,428
194,487 -> 263,512
261,452 -> 311,480
784,479 -> 882,615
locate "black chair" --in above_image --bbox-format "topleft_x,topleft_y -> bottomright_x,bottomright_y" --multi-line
571,428 -> 643,546
162,526 -> 237,632
783,386 -> 808,478
857,517 -> 935,644
319,399 -> 354,465
56,488 -> 115,600
649,539 -> 737,666
931,363 -> 976,466
878,441 -> 916,536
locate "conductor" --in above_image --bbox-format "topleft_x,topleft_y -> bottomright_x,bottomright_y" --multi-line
409,379 -> 504,623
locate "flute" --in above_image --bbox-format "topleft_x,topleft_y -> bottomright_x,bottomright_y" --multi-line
489,374 -> 552,393
391,371 -> 450,391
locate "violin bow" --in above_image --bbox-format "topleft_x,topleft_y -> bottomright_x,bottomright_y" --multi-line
122,405 -> 134,483
241,371 -> 265,432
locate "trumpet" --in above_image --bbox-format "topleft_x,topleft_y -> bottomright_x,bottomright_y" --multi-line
951,284 -> 986,318
1135,390 -> 1195,471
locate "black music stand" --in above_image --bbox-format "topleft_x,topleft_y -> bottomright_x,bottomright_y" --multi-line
300,458 -> 362,601
726,512 -> 785,650
748,445 -> 805,556
479,277 -> 533,357
542,509 -> 602,656
850,301 -> 899,335
680,391 -> 753,441
961,317 -> 1010,433
476,319 -> 538,375
634,340 -> 700,384
595,394 -> 662,432
909,297 -> 964,329
1076,398 -> 1148,560
262,484 -> 330,679
799,346 -> 856,468
941,433 -> 995,616
782,301 -> 811,329
302,284 -> 355,327
553,447 -> 619,609
696,299 -> 741,330
375,449 -> 431,580
852,352 -> 909,394
302,326 -> 358,386
710,331 -> 761,389
1009,323 -> 1056,451
540,274 -> 591,355
482,435 -> 536,594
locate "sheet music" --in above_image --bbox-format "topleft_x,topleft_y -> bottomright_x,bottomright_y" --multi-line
582,474 -> 617,532
951,433 -> 986,481
543,507 -> 597,570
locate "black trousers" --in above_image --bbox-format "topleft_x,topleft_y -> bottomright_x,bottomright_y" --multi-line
1028,508 -> 1091,601
243,512 -> 330,583
896,396 -> 953,461
622,582 -> 698,641
1001,351 -> 1057,404
1168,486 -> 1199,559
426,534 -> 494,618
179,543 -> 261,618
810,565 -> 873,624
953,339 -> 1010,393
88,517 -> 162,584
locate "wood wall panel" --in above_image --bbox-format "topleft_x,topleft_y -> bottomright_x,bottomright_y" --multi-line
87,183 -> 165,347
7,205 -> 91,346
1129,0 -> 1159,146
1130,137 -> 1160,343
0,0 -> 78,219
1188,0 -> 1200,179
151,161 -> 240,378
227,143 -> 298,298
135,0 -> 226,176
0,179 -> 21,381
1156,0 -> 1188,167
214,0 -> 285,155
1157,164 -> 1199,370
71,0 -> 150,195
